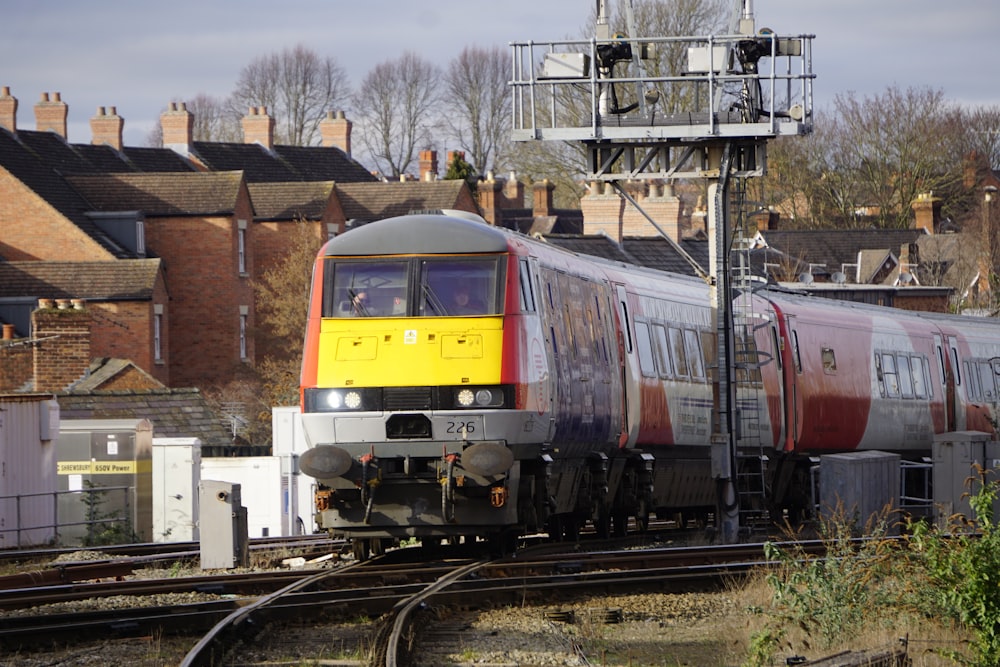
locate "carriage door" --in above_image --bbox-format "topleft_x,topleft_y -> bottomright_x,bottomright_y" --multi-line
934,333 -> 956,432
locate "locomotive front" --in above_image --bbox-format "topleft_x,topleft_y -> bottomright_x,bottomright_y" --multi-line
298,214 -> 551,556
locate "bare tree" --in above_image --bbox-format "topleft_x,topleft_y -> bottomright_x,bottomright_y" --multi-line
757,86 -> 980,230
964,105 -> 1000,171
354,52 -> 441,179
442,46 -> 511,175
230,44 -> 351,146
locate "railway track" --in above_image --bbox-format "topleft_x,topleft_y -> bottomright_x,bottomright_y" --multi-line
0,539 -> 834,665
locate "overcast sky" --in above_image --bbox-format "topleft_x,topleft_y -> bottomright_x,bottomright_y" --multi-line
3,0 -> 998,149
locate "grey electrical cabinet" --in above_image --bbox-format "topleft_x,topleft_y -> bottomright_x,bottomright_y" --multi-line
932,431 -> 1000,530
819,451 -> 900,535
198,480 -> 248,569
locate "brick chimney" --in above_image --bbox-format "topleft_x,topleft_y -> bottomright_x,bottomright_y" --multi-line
504,172 -> 524,208
0,86 -> 17,133
242,106 -> 274,149
31,299 -> 92,392
533,179 -> 555,217
320,110 -> 352,156
161,101 -> 194,154
35,91 -> 68,137
90,106 -> 123,150
911,192 -> 941,235
419,150 -> 438,181
478,174 -> 502,226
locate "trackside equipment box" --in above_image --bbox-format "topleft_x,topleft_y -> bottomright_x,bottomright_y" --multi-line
819,451 -> 900,535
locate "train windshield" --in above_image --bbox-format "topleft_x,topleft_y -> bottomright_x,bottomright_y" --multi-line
418,258 -> 501,316
322,256 -> 503,317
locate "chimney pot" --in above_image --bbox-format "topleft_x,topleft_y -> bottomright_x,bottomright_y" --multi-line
242,105 -> 274,149
0,86 -> 17,133
35,91 -> 68,137
320,109 -> 352,155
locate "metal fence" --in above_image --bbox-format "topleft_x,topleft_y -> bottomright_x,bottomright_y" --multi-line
0,485 -> 135,549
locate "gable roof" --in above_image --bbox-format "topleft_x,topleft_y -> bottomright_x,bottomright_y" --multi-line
248,181 -> 335,221
0,259 -> 161,300
191,141 -> 376,184
336,180 -> 472,221
67,172 -> 245,216
0,129 -> 136,258
70,358 -> 164,392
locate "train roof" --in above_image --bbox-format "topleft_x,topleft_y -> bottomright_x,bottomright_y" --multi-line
321,214 -> 510,256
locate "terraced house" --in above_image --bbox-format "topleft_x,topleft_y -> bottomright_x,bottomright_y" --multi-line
0,87 -> 485,394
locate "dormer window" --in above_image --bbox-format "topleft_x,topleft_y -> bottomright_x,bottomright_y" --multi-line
85,211 -> 146,257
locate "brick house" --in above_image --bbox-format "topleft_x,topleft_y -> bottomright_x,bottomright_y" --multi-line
0,260 -> 169,388
64,172 -> 256,386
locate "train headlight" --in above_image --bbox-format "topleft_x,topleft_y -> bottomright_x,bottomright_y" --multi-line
304,388 -> 377,413
451,386 -> 506,409
343,391 -> 362,409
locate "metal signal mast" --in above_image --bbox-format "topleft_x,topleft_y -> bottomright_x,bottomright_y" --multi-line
510,0 -> 815,541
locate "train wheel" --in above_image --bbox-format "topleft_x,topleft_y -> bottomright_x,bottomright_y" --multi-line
595,504 -> 612,539
370,538 -> 388,557
636,500 -> 650,533
562,517 -> 580,542
351,539 -> 371,561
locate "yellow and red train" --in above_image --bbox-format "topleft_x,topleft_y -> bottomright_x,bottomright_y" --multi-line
299,213 -> 1000,557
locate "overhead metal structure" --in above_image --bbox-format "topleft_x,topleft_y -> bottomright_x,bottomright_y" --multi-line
510,0 -> 815,541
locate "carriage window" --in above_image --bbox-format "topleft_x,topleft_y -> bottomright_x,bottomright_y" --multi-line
881,352 -> 900,397
635,321 -> 657,378
770,325 -> 783,371
821,347 -> 837,373
897,354 -> 914,399
979,360 -> 997,399
652,324 -> 672,378
518,260 -> 536,312
325,260 -> 408,317
684,329 -> 705,380
911,356 -> 927,399
791,330 -> 802,374
669,327 -> 688,377
966,361 -> 982,401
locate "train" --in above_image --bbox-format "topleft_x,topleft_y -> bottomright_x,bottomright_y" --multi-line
297,212 -> 1000,558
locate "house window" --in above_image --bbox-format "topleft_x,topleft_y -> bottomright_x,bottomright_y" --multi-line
239,305 -> 249,361
136,219 -> 145,255
237,219 -> 248,275
153,304 -> 163,363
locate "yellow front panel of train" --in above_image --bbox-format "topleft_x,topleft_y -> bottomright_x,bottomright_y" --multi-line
316,317 -> 503,388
